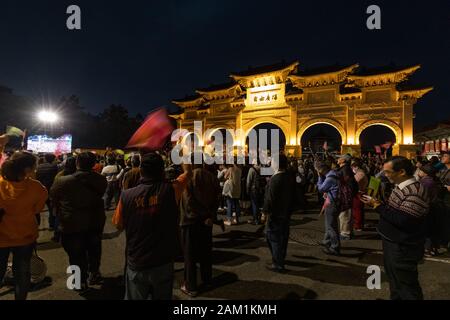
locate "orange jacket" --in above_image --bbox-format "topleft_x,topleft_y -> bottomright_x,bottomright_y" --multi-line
0,177 -> 48,248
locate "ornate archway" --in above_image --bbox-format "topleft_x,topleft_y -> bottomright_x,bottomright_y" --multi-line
297,118 -> 346,146
241,117 -> 290,147
355,120 -> 402,145
172,60 -> 432,158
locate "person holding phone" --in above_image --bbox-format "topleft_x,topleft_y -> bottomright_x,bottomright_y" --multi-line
361,156 -> 429,300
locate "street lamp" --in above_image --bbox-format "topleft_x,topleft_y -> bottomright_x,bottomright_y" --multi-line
37,110 -> 60,137
37,110 -> 59,124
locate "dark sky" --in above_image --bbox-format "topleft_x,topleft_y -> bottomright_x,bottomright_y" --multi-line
0,0 -> 449,128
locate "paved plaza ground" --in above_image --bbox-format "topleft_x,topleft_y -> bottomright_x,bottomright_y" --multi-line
1,194 -> 449,300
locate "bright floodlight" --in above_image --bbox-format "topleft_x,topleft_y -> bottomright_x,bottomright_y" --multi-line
38,110 -> 59,123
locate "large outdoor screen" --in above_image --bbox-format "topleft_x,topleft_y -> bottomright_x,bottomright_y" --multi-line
27,134 -> 72,154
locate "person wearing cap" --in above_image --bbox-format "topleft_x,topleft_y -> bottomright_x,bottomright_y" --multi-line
316,162 -> 341,255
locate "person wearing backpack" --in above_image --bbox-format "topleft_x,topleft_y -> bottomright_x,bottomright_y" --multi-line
317,162 -> 341,255
101,157 -> 122,210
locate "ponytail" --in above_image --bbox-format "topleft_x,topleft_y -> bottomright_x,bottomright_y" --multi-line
1,151 -> 37,182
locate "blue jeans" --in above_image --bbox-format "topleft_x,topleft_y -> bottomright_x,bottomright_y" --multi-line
266,220 -> 290,269
0,244 -> 34,300
226,198 -> 241,220
125,263 -> 174,300
323,204 -> 340,252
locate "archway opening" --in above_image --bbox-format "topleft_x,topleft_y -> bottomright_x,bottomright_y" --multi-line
300,124 -> 342,155
245,123 -> 286,155
359,125 -> 396,156
183,132 -> 201,149
206,128 -> 234,156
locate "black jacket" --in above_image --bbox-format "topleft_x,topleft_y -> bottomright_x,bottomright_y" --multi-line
179,168 -> 220,226
50,171 -> 107,234
263,171 -> 296,230
36,163 -> 58,191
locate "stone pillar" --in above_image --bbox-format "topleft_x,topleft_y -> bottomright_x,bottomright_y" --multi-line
235,111 -> 243,146
346,104 -> 356,145
402,100 -> 414,145
289,105 -> 298,146
398,144 -> 419,159
285,145 -> 301,157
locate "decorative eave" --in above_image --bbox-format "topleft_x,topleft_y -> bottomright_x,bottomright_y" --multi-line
196,105 -> 211,117
230,97 -> 245,109
169,114 -> 183,120
348,65 -> 421,87
397,86 -> 433,101
172,95 -> 205,108
289,64 -> 359,88
230,61 -> 299,88
195,83 -> 243,100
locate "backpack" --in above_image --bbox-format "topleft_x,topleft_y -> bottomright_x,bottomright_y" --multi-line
328,174 -> 353,212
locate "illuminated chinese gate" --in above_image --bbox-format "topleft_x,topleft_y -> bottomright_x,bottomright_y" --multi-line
171,61 -> 432,158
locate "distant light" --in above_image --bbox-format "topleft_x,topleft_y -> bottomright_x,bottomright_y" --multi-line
38,110 -> 59,123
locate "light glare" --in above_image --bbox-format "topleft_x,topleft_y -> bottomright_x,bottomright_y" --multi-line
38,110 -> 59,123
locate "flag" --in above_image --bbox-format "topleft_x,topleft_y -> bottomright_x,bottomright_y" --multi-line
6,126 -> 25,138
115,149 -> 125,155
323,141 -> 328,151
368,176 -> 382,197
374,145 -> 382,154
126,108 -> 174,151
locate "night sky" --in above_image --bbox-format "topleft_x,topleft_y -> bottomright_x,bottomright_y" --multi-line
0,0 -> 449,129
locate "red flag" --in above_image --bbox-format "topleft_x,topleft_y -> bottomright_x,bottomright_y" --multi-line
374,145 -> 382,154
323,141 -> 328,151
126,108 -> 174,151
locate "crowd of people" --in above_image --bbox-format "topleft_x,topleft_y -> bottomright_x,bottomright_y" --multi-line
0,131 -> 449,300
